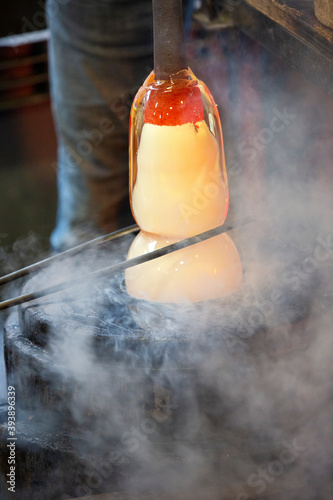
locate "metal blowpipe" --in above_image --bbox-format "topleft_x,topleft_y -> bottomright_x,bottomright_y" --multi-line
0,218 -> 251,311
0,224 -> 139,287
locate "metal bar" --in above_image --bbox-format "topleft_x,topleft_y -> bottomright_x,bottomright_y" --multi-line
0,224 -> 139,287
0,30 -> 49,48
0,218 -> 251,311
153,0 -> 186,79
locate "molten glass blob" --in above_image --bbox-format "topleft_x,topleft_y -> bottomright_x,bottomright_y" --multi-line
129,69 -> 229,237
125,231 -> 242,303
126,69 -> 242,303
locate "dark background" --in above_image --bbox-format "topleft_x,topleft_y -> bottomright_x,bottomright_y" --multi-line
0,1 -> 47,37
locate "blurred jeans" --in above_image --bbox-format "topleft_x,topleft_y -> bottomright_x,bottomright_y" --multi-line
47,0 -> 154,251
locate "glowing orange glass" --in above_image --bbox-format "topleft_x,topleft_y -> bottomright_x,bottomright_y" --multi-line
126,69 -> 241,303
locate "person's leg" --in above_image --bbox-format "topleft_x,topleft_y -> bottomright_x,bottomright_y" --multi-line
47,0 -> 153,251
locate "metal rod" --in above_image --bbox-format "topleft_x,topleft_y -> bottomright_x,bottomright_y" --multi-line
0,224 -> 139,287
0,218 -> 251,311
153,0 -> 186,79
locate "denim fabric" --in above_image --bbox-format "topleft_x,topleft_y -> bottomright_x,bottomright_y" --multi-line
47,0 -> 154,250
